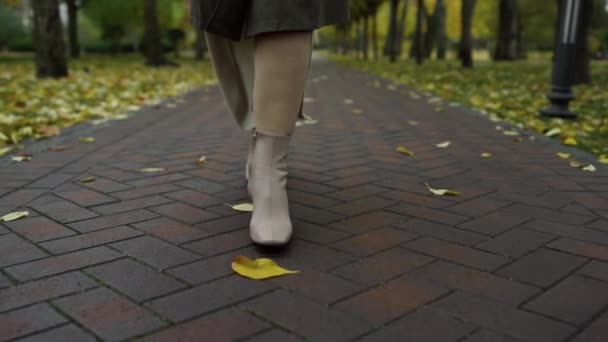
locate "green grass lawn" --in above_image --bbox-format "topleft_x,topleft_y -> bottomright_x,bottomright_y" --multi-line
330,54 -> 608,162
0,54 -> 214,152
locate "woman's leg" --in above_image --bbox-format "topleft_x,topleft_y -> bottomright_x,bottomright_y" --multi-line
253,31 -> 313,136
247,31 -> 312,245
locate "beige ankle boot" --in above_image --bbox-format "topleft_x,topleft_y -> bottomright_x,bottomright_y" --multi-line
247,130 -> 293,245
245,129 -> 256,181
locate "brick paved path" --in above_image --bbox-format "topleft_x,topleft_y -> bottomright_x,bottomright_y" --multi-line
1,57 -> 608,342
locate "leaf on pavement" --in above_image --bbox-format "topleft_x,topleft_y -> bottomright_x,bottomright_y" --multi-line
436,141 -> 451,148
232,255 -> 300,280
0,211 -> 29,222
79,137 -> 95,143
556,152 -> 571,159
396,145 -> 414,156
425,182 -> 460,196
226,202 -> 253,212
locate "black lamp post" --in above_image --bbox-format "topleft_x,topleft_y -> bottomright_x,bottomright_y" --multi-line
540,0 -> 583,119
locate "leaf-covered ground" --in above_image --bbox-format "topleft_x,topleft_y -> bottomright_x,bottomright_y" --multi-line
331,55 -> 608,161
0,55 -> 214,151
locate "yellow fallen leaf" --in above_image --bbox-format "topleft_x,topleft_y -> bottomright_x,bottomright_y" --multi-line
0,146 -> 13,156
80,176 -> 96,183
599,155 -> 608,164
563,137 -> 578,146
352,108 -> 363,114
582,164 -> 596,172
343,99 -> 354,105
138,167 -> 166,173
0,132 -> 8,141
225,203 -> 254,212
408,120 -> 419,126
396,145 -> 414,156
425,183 -> 460,196
503,130 -> 519,136
556,152 -> 571,159
570,161 -> 582,168
196,156 -> 206,166
436,141 -> 451,148
480,152 -> 493,158
544,128 -> 561,137
232,255 -> 300,280
12,155 -> 31,162
37,126 -> 60,138
1,210 -> 29,222
79,137 -> 95,143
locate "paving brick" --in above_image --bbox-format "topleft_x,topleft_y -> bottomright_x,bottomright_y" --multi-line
184,229 -> 251,257
577,260 -> 608,282
430,291 -> 576,342
267,269 -> 362,305
57,188 -> 117,207
462,330 -> 521,342
329,210 -> 404,234
0,273 -> 12,288
110,236 -> 199,269
332,227 -> 417,256
142,308 -> 269,342
458,211 -> 530,236
387,203 -> 470,225
396,219 -> 488,246
358,309 -> 476,342
175,177 -> 231,194
286,178 -> 338,194
193,213 -> 250,235
445,197 -> 510,217
410,261 -> 539,305
127,173 -> 191,188
5,246 -> 122,281
327,196 -> 397,216
380,189 -> 454,209
111,183 -> 181,200
325,184 -> 389,201
40,226 -> 142,254
68,209 -> 158,233
0,234 -> 47,268
476,227 -> 555,258
167,252 -> 234,285
244,329 -> 305,342
132,217 -> 210,243
292,220 -> 351,244
524,275 -> 608,326
404,237 -> 510,271
163,188 -> 226,208
147,275 -> 273,322
497,248 -> 587,288
31,198 -> 98,223
254,240 -> 355,272
14,324 -> 97,342
150,202 -> 219,225
524,220 -> 608,246
502,203 -> 596,225
0,303 -> 67,341
548,238 -> 608,262
81,177 -> 131,193
335,276 -> 449,327
91,195 -> 172,215
53,287 -> 166,341
0,272 -> 97,312
332,248 -> 434,285
242,289 -> 371,342
85,258 -> 185,302
289,202 -> 344,225
571,311 -> 608,342
0,189 -> 47,207
26,173 -> 73,189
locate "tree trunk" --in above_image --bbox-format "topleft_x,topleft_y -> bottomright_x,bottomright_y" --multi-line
66,0 -> 79,58
363,15 -> 369,60
424,3 -> 437,58
396,0 -> 409,56
388,0 -> 400,62
436,0 -> 447,59
460,0 -> 476,68
372,12 -> 379,60
410,0 -> 425,64
32,0 -> 68,78
195,29 -> 207,60
574,0 -> 592,84
494,0 -> 518,60
144,0 -> 170,66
